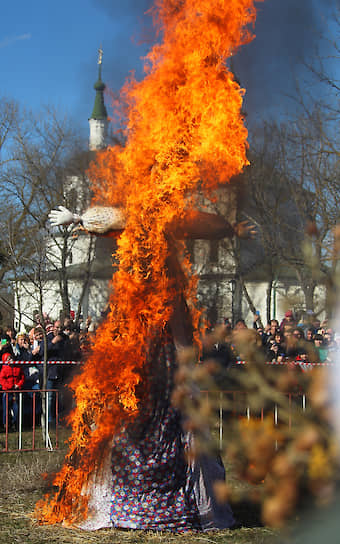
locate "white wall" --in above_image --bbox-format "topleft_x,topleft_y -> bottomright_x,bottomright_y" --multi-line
14,278 -> 111,330
242,281 -> 326,327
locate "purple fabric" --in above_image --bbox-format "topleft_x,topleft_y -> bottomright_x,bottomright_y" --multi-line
110,338 -> 200,531
108,332 -> 234,532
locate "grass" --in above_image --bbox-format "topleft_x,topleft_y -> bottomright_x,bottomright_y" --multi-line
0,428 -> 283,544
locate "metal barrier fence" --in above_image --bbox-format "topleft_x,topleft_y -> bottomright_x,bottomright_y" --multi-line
0,359 -> 77,453
201,390 -> 307,450
0,387 -> 307,453
1,358 -> 319,453
0,389 -> 59,452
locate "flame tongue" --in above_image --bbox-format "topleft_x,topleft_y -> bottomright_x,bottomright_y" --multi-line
36,0 -> 262,524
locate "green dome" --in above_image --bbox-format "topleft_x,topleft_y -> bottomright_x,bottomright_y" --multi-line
91,75 -> 107,120
94,78 -> 105,92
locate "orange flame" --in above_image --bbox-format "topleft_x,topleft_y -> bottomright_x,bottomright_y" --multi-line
36,0 -> 262,524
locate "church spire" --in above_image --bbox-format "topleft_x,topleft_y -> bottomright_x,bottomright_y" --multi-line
89,46 -> 108,150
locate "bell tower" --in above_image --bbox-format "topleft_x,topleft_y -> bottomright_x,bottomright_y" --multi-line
89,46 -> 108,150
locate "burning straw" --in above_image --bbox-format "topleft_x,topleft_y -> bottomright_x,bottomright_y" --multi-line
35,0 -> 262,524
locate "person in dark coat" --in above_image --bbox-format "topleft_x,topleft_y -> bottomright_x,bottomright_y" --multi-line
45,321 -> 71,423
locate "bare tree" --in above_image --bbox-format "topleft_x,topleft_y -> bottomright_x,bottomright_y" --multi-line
0,104 -> 97,327
243,111 -> 340,318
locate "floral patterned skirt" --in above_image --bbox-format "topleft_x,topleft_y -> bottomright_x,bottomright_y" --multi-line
110,405 -> 201,531
80,335 -> 234,532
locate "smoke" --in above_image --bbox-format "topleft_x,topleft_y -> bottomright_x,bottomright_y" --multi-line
233,0 -> 337,123
74,0 -> 154,125
77,0 -> 337,128
93,0 -> 155,53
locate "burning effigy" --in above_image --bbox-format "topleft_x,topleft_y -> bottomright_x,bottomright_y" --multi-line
36,0 -> 262,531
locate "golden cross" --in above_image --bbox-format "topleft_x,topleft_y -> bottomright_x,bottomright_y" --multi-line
98,45 -> 103,65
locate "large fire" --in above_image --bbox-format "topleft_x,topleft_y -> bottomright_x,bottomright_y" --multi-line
36,0 -> 262,524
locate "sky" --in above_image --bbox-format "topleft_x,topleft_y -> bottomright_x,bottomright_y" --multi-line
1,0 -> 338,140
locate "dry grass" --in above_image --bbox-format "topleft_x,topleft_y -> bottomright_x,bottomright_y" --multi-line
0,428 -> 283,544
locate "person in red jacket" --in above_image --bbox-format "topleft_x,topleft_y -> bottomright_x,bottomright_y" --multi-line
0,352 -> 25,430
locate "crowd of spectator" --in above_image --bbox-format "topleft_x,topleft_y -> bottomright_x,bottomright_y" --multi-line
0,309 -> 337,431
202,310 -> 339,381
253,310 -> 338,365
0,315 -> 97,430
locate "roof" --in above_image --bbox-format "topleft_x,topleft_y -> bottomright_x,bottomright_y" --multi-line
90,60 -> 108,120
44,259 -> 116,281
90,76 -> 108,120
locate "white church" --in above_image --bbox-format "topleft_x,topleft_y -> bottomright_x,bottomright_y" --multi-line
14,55 -> 115,330
14,55 -> 327,331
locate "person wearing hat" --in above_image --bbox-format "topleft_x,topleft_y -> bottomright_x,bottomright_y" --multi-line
280,310 -> 296,333
0,352 -> 25,430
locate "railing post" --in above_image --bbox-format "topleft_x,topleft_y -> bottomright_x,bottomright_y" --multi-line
274,403 -> 278,450
219,391 -> 223,451
18,392 -> 23,450
55,390 -> 59,448
5,393 -> 8,451
32,391 -> 36,450
45,392 -> 49,449
274,404 -> 278,425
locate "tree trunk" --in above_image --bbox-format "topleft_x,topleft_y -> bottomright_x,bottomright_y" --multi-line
241,278 -> 264,328
75,237 -> 95,324
302,282 -> 316,313
232,277 -> 243,326
59,232 -> 71,318
266,279 -> 273,324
